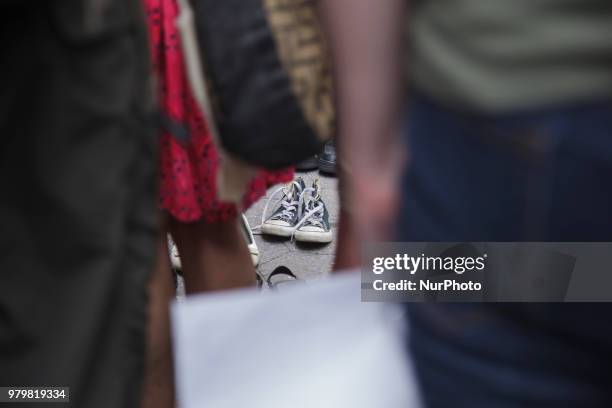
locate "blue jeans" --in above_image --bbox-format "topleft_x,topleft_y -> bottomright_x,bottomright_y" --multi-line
399,94 -> 612,407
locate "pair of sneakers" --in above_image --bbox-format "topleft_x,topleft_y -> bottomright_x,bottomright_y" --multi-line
260,177 -> 332,243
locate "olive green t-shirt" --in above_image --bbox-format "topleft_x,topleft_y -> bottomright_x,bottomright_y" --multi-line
410,0 -> 612,111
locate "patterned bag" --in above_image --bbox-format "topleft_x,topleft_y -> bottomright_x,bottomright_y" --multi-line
186,0 -> 335,169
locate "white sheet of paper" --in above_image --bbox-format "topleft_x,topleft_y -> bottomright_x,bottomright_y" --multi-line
172,272 -> 421,408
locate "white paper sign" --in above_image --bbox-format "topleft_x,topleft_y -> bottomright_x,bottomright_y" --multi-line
172,273 -> 421,408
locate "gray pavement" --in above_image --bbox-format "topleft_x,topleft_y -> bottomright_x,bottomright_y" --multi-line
245,170 -> 338,283
175,170 -> 338,296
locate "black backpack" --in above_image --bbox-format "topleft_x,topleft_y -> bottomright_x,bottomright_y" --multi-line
183,0 -> 335,169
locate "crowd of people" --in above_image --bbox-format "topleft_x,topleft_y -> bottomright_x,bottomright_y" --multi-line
2,0 -> 612,407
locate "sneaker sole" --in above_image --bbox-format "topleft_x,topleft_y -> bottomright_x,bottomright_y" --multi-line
250,252 -> 259,267
318,158 -> 336,175
171,254 -> 182,270
240,214 -> 259,266
261,223 -> 295,237
294,229 -> 333,243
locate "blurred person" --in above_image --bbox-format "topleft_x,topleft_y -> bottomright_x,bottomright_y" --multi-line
322,0 -> 612,406
0,1 -> 158,407
140,1 -> 294,407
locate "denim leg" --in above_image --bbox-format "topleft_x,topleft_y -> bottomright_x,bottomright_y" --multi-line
400,95 -> 612,407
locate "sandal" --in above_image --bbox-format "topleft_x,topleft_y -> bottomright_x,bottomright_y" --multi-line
266,266 -> 300,290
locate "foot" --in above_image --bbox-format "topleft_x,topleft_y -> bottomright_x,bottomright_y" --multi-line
318,140 -> 336,175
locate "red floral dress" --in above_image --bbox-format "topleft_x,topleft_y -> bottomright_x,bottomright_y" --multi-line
144,0 -> 293,223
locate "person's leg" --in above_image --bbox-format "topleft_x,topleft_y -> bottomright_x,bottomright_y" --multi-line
169,216 -> 256,294
0,1 -> 157,407
400,94 -> 612,407
140,206 -> 258,408
333,208 -> 360,270
141,226 -> 175,408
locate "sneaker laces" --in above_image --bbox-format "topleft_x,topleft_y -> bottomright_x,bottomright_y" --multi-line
254,180 -> 304,230
293,187 -> 325,234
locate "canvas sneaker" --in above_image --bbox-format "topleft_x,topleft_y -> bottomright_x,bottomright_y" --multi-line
318,139 -> 336,175
240,214 -> 260,266
261,177 -> 306,237
168,235 -> 182,270
294,179 -> 332,243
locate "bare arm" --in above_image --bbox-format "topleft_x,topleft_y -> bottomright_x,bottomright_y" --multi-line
318,0 -> 407,268
318,0 -> 406,175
